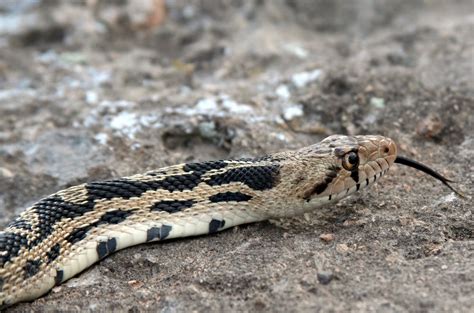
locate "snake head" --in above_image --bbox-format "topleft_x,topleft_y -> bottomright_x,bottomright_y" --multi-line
299,135 -> 461,207
313,135 -> 396,198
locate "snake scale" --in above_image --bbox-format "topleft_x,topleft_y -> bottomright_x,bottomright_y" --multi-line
0,135 -> 461,308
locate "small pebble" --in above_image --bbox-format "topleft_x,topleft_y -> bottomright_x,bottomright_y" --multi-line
198,121 -> 218,139
276,84 -> 291,99
283,104 -> 304,121
0,167 -> 14,178
319,233 -> 335,242
317,271 -> 334,285
291,69 -> 322,88
416,114 -> 444,138
336,243 -> 349,253
370,97 -> 385,109
128,280 -> 144,289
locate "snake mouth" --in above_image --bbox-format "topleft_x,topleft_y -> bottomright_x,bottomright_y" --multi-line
394,156 -> 463,197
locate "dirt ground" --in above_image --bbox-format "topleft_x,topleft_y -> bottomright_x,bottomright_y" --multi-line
0,0 -> 473,312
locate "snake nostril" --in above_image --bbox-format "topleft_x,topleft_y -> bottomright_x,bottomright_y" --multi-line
383,146 -> 390,154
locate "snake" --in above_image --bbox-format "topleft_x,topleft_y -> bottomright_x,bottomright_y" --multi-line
0,135 -> 461,308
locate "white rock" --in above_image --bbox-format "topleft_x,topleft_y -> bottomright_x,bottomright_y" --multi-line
195,98 -> 218,113
276,84 -> 291,100
283,104 -> 304,121
94,133 -> 108,145
85,91 -> 98,104
284,43 -> 309,59
222,98 -> 253,114
291,69 -> 322,88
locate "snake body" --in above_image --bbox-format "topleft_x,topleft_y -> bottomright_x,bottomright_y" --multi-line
0,135 -> 413,307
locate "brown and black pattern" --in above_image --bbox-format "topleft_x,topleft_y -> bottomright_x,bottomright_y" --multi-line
206,165 -> 280,190
209,191 -> 252,203
65,209 -> 136,244
0,135 -> 412,308
0,158 -> 280,271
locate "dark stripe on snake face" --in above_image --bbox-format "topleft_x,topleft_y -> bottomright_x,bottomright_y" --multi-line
24,259 -> 42,278
302,166 -> 340,200
350,170 -> 359,184
65,209 -> 135,244
46,243 -> 61,264
206,165 -> 280,190
209,192 -> 252,203
150,200 -> 195,213
209,219 -> 225,234
146,225 -> 172,242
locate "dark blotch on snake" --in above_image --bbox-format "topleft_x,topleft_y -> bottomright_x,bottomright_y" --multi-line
86,175 -> 201,200
107,238 -> 117,254
146,227 -> 160,242
65,210 -> 134,244
146,225 -> 172,242
0,232 -> 29,266
150,200 -> 195,213
183,160 -> 228,173
85,160 -> 228,202
209,219 -> 225,234
7,218 -> 32,231
209,192 -> 252,203
97,242 -> 108,259
206,165 -> 280,191
100,210 -> 135,224
24,259 -> 42,278
97,237 -> 118,259
26,195 -> 96,247
46,243 -> 61,264
55,270 -> 63,286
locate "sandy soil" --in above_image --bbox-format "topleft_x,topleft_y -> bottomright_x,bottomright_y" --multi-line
0,0 -> 472,312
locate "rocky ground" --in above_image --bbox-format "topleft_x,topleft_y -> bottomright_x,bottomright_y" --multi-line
0,0 -> 472,312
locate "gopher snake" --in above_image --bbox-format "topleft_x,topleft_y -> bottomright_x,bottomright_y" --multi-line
0,135 -> 460,308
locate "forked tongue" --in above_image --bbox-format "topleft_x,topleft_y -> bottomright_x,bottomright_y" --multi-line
394,156 -> 463,197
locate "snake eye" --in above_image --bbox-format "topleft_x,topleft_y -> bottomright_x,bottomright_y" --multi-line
342,151 -> 359,171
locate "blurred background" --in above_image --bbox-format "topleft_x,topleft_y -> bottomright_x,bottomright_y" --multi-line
0,0 -> 473,312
